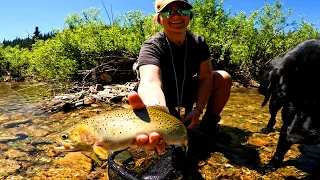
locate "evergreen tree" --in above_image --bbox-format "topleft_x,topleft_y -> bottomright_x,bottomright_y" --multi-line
2,27 -> 54,49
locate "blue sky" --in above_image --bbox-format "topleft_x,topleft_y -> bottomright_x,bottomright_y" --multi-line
1,0 -> 319,41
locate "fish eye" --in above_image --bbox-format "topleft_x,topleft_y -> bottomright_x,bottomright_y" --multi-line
61,134 -> 68,140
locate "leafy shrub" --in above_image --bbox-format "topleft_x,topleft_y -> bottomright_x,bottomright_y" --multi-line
0,1 -> 319,83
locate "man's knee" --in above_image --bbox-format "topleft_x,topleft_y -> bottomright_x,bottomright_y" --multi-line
212,70 -> 232,90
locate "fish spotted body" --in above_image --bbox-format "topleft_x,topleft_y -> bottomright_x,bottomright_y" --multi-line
55,106 -> 188,158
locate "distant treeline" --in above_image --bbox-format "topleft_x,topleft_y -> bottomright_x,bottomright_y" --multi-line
0,0 -> 319,85
2,27 -> 56,49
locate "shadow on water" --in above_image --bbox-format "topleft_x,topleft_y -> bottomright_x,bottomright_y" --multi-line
283,145 -> 320,173
0,133 -> 29,143
216,126 -> 261,169
4,119 -> 33,129
185,126 -> 261,178
252,144 -> 320,178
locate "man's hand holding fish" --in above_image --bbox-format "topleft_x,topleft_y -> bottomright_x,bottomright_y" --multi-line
128,91 -> 166,154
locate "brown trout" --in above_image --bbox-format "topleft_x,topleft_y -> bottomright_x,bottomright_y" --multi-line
55,106 -> 188,159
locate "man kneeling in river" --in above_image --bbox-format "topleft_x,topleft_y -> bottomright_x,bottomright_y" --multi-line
129,0 -> 232,155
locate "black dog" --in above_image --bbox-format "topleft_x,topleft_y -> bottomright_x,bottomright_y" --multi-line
258,55 -> 285,129
258,38 -> 320,178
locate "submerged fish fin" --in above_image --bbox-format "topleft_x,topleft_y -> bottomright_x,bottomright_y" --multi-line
82,152 -> 103,166
93,145 -> 109,160
148,106 -> 170,114
182,140 -> 189,156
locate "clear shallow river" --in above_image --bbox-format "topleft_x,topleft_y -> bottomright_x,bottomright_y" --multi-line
0,82 -> 319,179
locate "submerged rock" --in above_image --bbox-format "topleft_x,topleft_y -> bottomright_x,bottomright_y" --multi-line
3,149 -> 28,159
0,158 -> 21,178
33,152 -> 93,179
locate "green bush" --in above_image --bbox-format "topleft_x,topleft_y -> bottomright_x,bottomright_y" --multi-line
0,1 -> 319,83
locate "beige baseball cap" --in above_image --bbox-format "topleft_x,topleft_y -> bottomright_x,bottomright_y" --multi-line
155,0 -> 193,13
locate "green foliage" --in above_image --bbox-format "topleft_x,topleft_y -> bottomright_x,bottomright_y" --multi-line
120,11 -> 158,53
3,46 -> 29,74
290,19 -> 320,43
27,39 -> 77,80
190,0 -> 229,50
0,45 -> 29,78
0,1 -> 319,82
54,8 -> 156,69
0,45 -> 7,77
190,0 -> 319,81
58,8 -> 121,70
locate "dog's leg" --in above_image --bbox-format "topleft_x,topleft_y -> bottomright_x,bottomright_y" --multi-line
268,129 -> 292,167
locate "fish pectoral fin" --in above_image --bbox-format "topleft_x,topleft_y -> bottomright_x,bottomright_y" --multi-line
93,146 -> 109,160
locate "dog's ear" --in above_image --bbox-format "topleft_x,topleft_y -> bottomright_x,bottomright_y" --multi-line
259,56 -> 284,106
261,67 -> 282,107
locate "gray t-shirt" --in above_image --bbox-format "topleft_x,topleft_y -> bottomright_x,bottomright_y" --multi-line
137,31 -> 210,109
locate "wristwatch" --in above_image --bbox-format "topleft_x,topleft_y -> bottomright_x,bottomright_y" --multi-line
194,107 -> 203,114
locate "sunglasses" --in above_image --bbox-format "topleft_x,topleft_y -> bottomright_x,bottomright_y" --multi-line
160,9 -> 191,19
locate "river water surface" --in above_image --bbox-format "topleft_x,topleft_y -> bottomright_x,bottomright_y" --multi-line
0,82 -> 319,179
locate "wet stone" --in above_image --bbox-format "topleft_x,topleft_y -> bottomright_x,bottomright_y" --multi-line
27,125 -> 50,137
0,114 -> 8,121
0,158 -> 21,178
247,135 -> 272,147
0,144 -> 11,151
3,149 -> 28,159
56,152 -> 92,172
18,161 -> 33,171
87,167 -> 109,180
95,84 -> 104,91
4,175 -> 25,180
33,152 -> 92,179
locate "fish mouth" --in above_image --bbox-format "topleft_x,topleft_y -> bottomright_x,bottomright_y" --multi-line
54,142 -> 76,152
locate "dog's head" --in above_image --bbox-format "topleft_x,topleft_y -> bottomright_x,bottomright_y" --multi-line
258,56 -> 284,106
